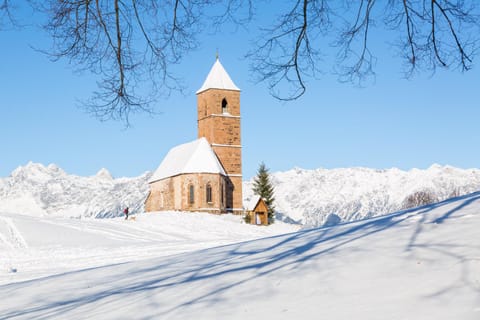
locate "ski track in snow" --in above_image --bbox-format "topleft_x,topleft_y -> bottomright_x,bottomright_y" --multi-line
0,216 -> 28,250
39,216 -> 201,242
41,218 -> 158,242
0,211 -> 299,285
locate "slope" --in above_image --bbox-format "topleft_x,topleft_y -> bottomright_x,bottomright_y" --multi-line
0,211 -> 299,285
1,192 -> 479,319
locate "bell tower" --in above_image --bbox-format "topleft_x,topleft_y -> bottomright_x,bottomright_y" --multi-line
196,58 -> 242,213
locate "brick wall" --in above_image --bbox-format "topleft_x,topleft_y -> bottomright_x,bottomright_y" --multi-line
197,88 -> 243,213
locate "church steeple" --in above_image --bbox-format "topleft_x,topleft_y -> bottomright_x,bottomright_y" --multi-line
145,58 -> 243,214
196,59 -> 240,94
196,58 -> 243,213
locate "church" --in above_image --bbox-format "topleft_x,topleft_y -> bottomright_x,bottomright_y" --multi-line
144,58 -> 243,214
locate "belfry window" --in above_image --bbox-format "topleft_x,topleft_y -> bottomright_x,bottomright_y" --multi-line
188,184 -> 195,204
222,98 -> 228,114
206,183 -> 213,203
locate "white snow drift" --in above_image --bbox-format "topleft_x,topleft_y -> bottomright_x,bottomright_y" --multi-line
0,192 -> 479,319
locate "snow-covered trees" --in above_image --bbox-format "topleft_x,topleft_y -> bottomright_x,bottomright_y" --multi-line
402,190 -> 437,209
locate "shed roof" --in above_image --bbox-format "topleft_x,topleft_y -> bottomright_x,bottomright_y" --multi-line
244,196 -> 262,211
196,58 -> 240,94
149,137 -> 226,183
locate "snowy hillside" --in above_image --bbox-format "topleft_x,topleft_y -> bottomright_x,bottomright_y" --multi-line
1,192 -> 479,319
0,162 -> 149,218
0,211 -> 298,285
2,162 -> 480,226
244,164 -> 480,226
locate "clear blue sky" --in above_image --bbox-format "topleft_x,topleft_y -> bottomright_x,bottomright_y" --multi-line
1,4 -> 479,180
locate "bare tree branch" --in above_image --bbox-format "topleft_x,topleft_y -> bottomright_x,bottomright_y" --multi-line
2,0 -> 479,116
35,0 -> 208,125
402,0 -> 416,70
210,0 -> 254,31
336,0 -> 377,84
0,0 -> 21,29
432,0 -> 473,71
248,0 -> 330,100
386,0 -> 478,77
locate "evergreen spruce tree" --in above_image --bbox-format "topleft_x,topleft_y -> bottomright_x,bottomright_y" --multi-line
252,162 -> 275,223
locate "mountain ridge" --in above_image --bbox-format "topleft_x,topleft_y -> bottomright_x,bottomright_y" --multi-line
1,162 -> 480,226
244,164 -> 480,226
0,162 -> 150,218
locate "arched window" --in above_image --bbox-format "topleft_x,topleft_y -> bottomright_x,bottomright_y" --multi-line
222,98 -> 228,114
220,181 -> 224,206
206,183 -> 213,203
188,184 -> 195,204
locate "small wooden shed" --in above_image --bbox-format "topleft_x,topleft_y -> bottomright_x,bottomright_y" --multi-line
244,196 -> 269,226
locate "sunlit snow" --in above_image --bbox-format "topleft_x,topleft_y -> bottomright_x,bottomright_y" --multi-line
1,193 -> 479,319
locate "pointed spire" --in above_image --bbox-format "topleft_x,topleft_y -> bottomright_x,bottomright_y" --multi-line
196,58 -> 240,94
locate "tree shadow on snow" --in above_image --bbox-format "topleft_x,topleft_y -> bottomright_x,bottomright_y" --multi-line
1,192 -> 479,318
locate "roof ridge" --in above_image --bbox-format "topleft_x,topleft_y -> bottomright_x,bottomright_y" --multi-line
196,59 -> 240,94
148,138 -> 226,184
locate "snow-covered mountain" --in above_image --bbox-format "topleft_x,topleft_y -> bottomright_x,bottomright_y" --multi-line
0,162 -> 150,218
244,164 -> 480,227
2,162 -> 480,225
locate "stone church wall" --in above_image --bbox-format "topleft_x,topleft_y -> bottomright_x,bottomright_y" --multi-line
145,173 -> 227,213
197,88 -> 243,213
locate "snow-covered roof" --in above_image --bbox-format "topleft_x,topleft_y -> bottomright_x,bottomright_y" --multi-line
196,58 -> 240,94
244,196 -> 262,211
149,138 -> 226,183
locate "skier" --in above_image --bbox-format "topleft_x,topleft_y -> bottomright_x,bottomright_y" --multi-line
123,207 -> 129,220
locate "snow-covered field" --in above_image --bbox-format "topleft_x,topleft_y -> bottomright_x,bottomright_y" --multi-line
0,211 -> 299,286
1,192 -> 479,319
